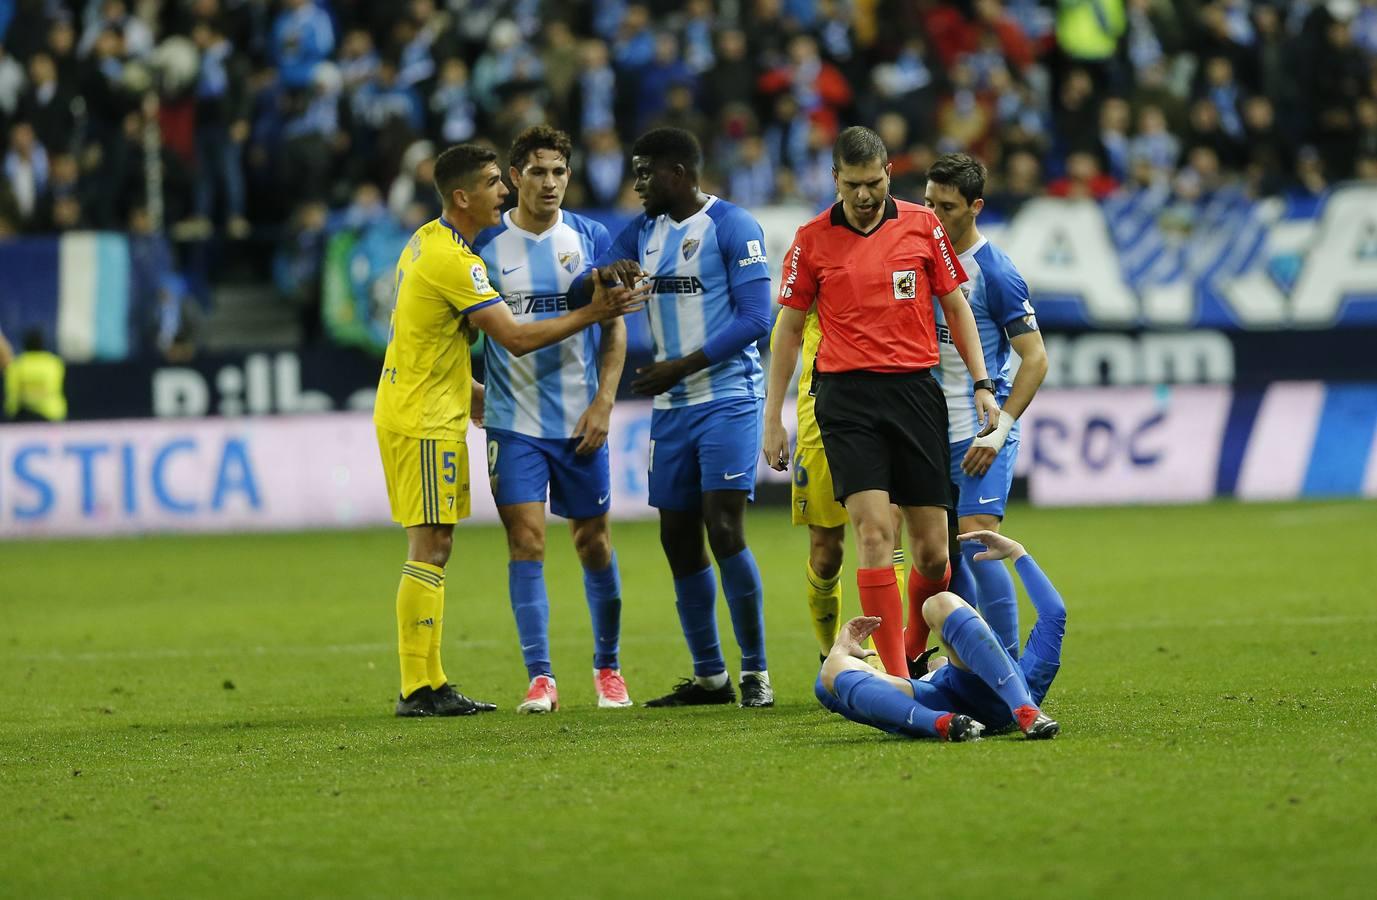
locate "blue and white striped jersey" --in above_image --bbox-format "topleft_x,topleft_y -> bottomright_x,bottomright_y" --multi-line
599,196 -> 771,410
933,236 -> 1037,442
474,209 -> 611,439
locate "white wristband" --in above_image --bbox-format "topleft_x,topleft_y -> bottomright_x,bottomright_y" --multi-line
972,409 -> 1015,452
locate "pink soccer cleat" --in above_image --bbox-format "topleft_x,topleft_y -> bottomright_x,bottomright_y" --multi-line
517,675 -> 559,714
594,668 -> 633,708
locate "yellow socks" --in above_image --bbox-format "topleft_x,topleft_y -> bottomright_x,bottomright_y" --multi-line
805,560 -> 842,654
397,561 -> 445,698
892,548 -> 906,606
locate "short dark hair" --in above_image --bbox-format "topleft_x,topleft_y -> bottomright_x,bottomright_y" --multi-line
832,126 -> 887,169
23,328 -> 46,352
508,125 -> 574,172
926,153 -> 987,205
433,143 -> 498,203
630,127 -> 702,171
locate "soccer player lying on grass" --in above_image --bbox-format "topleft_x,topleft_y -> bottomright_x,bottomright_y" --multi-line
814,530 -> 1063,742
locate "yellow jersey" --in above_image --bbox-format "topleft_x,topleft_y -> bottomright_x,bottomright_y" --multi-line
373,218 -> 502,440
794,307 -> 824,448
5,349 -> 67,421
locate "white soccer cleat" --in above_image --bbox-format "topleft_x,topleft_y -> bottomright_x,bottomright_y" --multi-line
517,675 -> 558,714
594,668 -> 633,708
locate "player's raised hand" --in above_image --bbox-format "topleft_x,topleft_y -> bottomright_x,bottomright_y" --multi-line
957,530 -> 1026,562
572,397 -> 611,455
836,616 -> 882,660
588,267 -> 649,320
762,419 -> 790,471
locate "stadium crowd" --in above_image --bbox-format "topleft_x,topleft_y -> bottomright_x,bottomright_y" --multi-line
1,0 -> 1376,360
1,0 -> 1375,241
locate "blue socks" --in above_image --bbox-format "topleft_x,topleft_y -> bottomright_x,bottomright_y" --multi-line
718,548 -> 767,672
950,546 -> 980,611
584,552 -> 622,670
941,604 -> 1034,714
832,670 -> 942,738
673,564 -> 726,677
963,541 -> 1020,659
509,560 -> 551,679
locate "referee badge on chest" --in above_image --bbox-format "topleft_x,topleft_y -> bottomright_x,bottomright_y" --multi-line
893,269 -> 917,300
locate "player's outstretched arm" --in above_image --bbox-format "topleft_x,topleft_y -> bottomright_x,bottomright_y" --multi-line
762,305 -> 806,471
963,328 -> 1047,476
937,287 -> 1000,437
959,529 -> 1065,624
472,269 -> 648,357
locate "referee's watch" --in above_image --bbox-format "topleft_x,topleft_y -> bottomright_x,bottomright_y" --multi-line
972,378 -> 996,395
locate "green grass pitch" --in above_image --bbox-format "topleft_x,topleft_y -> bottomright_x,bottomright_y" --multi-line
3,501 -> 1376,898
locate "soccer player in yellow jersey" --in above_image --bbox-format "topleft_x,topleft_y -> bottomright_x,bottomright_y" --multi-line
374,143 -> 646,717
774,310 -> 906,662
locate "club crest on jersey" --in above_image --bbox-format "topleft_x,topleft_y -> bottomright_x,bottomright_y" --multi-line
893,270 -> 917,300
681,238 -> 700,261
558,250 -> 581,274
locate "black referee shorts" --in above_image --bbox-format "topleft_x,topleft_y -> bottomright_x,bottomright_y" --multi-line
813,369 -> 952,509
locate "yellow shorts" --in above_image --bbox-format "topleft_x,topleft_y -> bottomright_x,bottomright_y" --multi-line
375,426 -> 471,527
791,444 -> 848,528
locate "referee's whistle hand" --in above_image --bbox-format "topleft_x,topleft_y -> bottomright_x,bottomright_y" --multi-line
762,420 -> 790,471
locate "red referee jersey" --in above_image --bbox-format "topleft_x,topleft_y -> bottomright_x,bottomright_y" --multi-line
779,197 -> 966,373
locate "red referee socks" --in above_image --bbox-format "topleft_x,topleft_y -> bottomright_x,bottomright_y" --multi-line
904,562 -> 951,661
856,567 -> 908,677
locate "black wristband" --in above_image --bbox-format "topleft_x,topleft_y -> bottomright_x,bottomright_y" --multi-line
972,378 -> 995,394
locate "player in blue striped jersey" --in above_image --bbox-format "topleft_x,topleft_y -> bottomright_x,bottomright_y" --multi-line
925,153 -> 1049,660
574,127 -> 776,708
473,126 -> 633,713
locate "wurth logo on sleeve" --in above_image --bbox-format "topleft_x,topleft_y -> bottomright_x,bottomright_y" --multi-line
933,225 -> 959,280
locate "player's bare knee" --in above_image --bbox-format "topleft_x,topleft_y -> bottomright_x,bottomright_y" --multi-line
808,526 -> 844,578
819,652 -> 847,695
572,520 -> 612,570
922,591 -> 965,632
705,518 -> 746,560
420,530 -> 453,568
958,514 -> 1001,534
853,519 -> 894,566
910,540 -> 949,580
507,522 -> 545,562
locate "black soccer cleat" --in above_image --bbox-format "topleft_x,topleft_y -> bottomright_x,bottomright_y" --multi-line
907,646 -> 943,679
643,676 -> 735,707
1022,711 -> 1060,740
739,673 -> 775,708
945,714 -> 985,743
395,685 -> 439,718
433,683 -> 497,716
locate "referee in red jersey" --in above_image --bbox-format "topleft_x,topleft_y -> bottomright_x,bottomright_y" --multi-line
763,127 -> 1000,678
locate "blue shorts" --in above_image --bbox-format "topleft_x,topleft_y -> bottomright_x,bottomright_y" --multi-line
911,663 -> 1021,732
485,428 -> 611,521
648,397 -> 762,511
949,436 -> 1019,519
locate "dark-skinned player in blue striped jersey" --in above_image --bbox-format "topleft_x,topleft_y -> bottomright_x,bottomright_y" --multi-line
815,529 -> 1061,741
